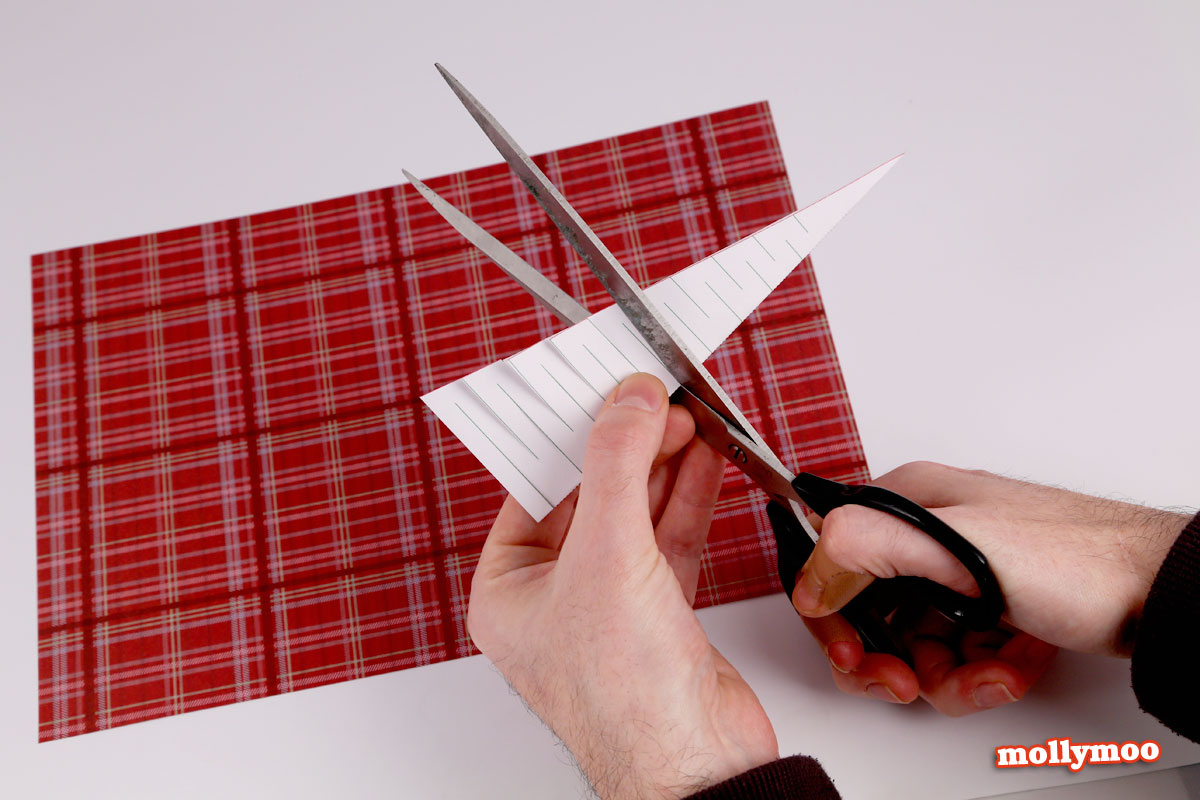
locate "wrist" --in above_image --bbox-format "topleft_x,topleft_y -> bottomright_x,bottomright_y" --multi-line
1120,508 -> 1190,590
1114,507 -> 1191,653
571,726 -> 775,800
557,677 -> 779,799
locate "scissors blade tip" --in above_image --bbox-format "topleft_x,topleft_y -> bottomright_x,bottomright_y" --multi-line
404,171 -> 445,208
434,63 -> 467,95
402,169 -> 436,198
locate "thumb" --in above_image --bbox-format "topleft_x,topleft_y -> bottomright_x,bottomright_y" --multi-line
567,373 -> 669,558
791,504 -> 979,617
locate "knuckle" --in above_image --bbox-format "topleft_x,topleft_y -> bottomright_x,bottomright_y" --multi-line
895,460 -> 951,481
898,460 -> 995,482
963,467 -> 996,480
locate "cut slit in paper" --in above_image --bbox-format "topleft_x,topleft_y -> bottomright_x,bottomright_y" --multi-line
422,154 -> 900,520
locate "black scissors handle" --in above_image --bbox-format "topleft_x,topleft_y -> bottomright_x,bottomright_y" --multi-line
768,472 -> 1004,663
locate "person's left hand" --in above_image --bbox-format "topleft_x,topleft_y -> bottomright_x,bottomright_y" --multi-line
467,373 -> 779,799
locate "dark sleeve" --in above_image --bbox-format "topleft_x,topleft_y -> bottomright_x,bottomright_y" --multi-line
1131,510 -> 1200,742
685,755 -> 840,799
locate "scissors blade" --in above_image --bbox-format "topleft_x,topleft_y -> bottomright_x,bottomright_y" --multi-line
402,169 -> 788,488
433,63 -> 768,448
675,389 -> 818,543
679,392 -> 798,502
403,168 -> 799,493
402,168 -> 590,326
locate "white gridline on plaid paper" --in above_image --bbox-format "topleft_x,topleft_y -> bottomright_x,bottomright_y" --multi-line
259,408 -> 431,583
88,440 -> 256,618
77,223 -> 232,316
84,299 -> 243,459
34,326 -> 76,470
91,594 -> 263,726
247,268 -> 410,427
272,562 -> 444,692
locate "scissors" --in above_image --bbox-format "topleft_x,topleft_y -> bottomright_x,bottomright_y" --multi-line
405,64 -> 1005,665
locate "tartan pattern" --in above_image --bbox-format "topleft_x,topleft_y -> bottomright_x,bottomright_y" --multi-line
33,103 -> 869,740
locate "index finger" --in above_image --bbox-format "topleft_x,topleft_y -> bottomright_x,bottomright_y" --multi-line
653,437 -> 727,604
476,490 -> 579,580
478,403 -> 694,580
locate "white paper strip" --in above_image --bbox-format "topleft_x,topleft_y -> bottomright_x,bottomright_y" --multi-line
423,155 -> 900,520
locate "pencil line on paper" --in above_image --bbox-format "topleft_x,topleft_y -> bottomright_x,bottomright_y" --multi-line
706,281 -> 741,321
464,381 -> 538,460
753,235 -> 776,261
711,256 -> 743,290
745,260 -> 771,289
671,277 -> 710,318
590,320 -> 639,372
496,383 -> 581,473
663,301 -> 712,352
548,338 -> 608,401
542,364 -> 595,421
622,321 -> 672,371
581,342 -> 620,384
455,402 -> 552,507
511,360 -> 573,431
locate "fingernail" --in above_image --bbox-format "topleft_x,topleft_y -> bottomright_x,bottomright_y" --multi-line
973,682 -> 1016,709
791,571 -> 821,614
613,373 -> 663,412
867,683 -> 902,703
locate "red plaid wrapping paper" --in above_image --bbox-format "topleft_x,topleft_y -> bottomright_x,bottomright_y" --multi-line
33,103 -> 869,740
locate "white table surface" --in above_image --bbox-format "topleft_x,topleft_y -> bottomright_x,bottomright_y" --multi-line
2,2 -> 1198,797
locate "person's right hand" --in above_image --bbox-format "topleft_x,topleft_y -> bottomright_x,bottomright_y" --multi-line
785,461 -> 1190,716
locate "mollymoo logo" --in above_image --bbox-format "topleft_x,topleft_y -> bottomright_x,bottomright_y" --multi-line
995,738 -> 1160,772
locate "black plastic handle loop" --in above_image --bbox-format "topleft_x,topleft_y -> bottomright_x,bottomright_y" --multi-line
789,472 -> 1004,632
